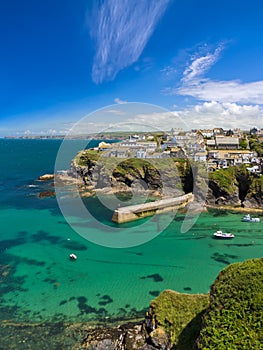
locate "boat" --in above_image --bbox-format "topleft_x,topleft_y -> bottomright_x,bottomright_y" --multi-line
213,230 -> 235,239
242,214 -> 260,223
69,253 -> 77,260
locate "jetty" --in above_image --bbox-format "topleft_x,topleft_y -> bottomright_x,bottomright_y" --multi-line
112,193 -> 194,223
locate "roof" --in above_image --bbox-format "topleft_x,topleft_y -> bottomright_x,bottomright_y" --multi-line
207,140 -> 216,145
215,136 -> 239,145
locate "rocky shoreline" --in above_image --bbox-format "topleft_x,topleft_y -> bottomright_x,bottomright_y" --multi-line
0,317 -> 170,350
206,204 -> 263,214
68,150 -> 263,210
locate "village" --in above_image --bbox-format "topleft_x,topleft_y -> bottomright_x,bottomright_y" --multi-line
94,127 -> 263,175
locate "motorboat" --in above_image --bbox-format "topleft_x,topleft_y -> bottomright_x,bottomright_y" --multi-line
69,253 -> 77,260
213,230 -> 235,239
242,214 -> 260,223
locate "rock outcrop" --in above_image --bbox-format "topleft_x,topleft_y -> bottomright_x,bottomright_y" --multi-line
207,166 -> 263,208
70,150 -> 187,197
71,150 -> 263,209
38,174 -> 54,181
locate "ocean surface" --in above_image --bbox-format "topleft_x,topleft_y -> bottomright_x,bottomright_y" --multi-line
0,139 -> 263,324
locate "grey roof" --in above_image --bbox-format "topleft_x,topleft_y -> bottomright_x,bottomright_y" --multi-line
215,136 -> 239,145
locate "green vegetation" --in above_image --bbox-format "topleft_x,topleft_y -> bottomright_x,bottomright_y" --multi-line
198,258 -> 263,349
246,175 -> 263,201
147,258 -> 263,349
150,290 -> 209,349
239,138 -> 248,149
249,135 -> 263,157
209,166 -> 237,194
74,149 -> 100,166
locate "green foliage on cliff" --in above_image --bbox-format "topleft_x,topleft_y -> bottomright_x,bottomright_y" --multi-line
74,149 -> 100,166
148,258 -> 263,349
249,175 -> 263,195
198,258 -> 263,349
209,166 -> 237,194
249,136 -> 263,157
150,290 -> 209,348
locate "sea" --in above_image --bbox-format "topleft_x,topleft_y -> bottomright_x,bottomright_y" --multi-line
0,138 -> 262,325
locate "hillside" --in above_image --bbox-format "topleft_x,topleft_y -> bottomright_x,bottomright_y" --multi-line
71,150 -> 263,209
197,258 -> 263,349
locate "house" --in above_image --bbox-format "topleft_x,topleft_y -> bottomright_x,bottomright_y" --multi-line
170,147 -> 186,158
215,136 -> 239,149
206,139 -> 216,148
213,127 -> 224,135
136,150 -> 147,159
207,150 -> 256,167
194,151 -> 207,162
199,129 -> 214,138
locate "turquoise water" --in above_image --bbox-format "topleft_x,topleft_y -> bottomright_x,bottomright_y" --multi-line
0,139 -> 262,324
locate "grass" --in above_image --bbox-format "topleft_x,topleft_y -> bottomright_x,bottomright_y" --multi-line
198,258 -> 263,349
149,290 -> 209,348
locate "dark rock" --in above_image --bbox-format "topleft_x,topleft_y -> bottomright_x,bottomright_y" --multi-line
148,328 -> 170,350
38,190 -> 55,198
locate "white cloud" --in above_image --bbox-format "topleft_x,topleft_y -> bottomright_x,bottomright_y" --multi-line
106,109 -> 126,115
177,79 -> 263,104
164,42 -> 263,106
182,44 -> 223,83
114,97 -> 127,104
186,101 -> 262,129
88,0 -> 171,83
127,102 -> 263,130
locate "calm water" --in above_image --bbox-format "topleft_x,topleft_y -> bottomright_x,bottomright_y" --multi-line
0,139 -> 262,324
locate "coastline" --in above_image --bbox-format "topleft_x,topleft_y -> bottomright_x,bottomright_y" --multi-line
206,204 -> 263,214
55,173 -> 263,215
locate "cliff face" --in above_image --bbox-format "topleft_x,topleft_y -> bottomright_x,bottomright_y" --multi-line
207,165 -> 263,208
71,150 -> 263,208
71,150 -> 188,197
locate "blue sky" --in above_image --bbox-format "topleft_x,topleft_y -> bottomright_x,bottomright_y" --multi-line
1,0 -> 263,136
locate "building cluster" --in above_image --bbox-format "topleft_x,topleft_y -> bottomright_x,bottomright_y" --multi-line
94,127 -> 263,175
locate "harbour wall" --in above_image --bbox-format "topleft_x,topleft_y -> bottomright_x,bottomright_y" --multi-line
112,193 -> 194,223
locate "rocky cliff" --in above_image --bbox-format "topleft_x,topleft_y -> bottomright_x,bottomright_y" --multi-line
207,165 -> 263,208
71,150 -> 263,209
70,150 -> 190,197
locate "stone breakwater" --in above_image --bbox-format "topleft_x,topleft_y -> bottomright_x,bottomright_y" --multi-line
112,193 -> 194,223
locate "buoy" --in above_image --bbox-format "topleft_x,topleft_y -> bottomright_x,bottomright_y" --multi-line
69,253 -> 77,260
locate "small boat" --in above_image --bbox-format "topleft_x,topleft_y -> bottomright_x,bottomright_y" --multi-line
242,214 -> 260,223
213,230 -> 235,239
69,253 -> 77,260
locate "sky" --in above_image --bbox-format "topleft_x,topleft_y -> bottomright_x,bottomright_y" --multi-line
1,0 -> 263,136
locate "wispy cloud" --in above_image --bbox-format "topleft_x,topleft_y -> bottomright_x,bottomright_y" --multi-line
106,109 -> 126,115
88,0 -> 171,84
163,42 -> 263,105
114,97 -> 127,104
182,44 -> 224,83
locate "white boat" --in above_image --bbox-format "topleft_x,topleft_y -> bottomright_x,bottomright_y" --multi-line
242,214 -> 260,223
213,230 -> 235,239
69,253 -> 77,260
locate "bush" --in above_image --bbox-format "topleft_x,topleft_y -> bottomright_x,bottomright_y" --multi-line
198,258 -> 263,349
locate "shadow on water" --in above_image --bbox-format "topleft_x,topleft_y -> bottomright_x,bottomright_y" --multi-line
149,290 -> 160,297
211,252 -> 239,265
31,230 -> 88,251
140,273 -> 164,282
